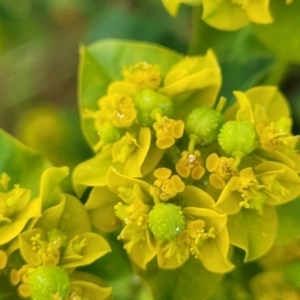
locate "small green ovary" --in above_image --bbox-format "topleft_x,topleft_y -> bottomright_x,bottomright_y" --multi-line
185,107 -> 224,146
28,266 -> 70,300
218,120 -> 257,156
148,203 -> 185,241
134,89 -> 173,126
99,122 -> 123,144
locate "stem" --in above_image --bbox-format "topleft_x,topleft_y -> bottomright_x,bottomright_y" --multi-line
188,135 -> 198,153
261,60 -> 289,86
188,6 -> 205,56
153,193 -> 161,206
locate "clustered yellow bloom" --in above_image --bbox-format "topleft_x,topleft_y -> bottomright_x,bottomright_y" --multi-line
162,0 -> 294,30
0,164 -> 112,300
76,42 -> 300,279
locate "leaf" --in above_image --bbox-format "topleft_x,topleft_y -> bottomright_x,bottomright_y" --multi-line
253,0 -> 300,63
135,257 -> 222,300
78,39 -> 182,149
189,8 -> 275,104
227,205 -> 277,261
0,128 -> 51,198
275,196 -> 300,242
73,148 -> 112,197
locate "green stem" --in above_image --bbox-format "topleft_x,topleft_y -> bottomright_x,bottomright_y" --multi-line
188,6 -> 205,56
261,60 -> 290,86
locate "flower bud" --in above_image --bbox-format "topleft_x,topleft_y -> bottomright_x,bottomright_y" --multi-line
134,89 -> 173,126
218,120 -> 257,156
148,203 -> 185,241
185,107 -> 224,146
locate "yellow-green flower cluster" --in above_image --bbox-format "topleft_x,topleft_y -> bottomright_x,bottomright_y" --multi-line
74,44 -> 300,275
74,50 -> 221,192
162,0 -> 294,30
0,166 -> 111,300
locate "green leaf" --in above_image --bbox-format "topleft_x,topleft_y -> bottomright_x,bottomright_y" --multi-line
189,7 -> 275,104
78,39 -> 182,149
275,196 -> 300,242
135,257 -> 222,300
0,128 -> 51,198
253,0 -> 300,63
227,206 -> 277,261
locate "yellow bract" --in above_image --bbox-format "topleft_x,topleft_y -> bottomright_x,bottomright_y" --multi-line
112,132 -> 139,163
161,0 -> 202,17
0,173 -> 40,246
162,0 -> 294,30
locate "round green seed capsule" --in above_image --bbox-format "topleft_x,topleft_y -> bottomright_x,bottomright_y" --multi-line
185,107 -> 224,146
148,203 -> 185,241
134,89 -> 173,126
28,266 -> 70,300
100,122 -> 123,144
218,120 -> 258,156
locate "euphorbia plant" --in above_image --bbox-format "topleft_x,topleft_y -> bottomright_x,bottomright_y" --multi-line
1,1 -> 300,300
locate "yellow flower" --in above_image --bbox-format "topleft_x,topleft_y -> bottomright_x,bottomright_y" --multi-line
153,115 -> 185,149
176,150 -> 205,180
122,61 -> 161,91
149,168 -> 185,202
85,168 -> 234,272
19,194 -> 110,270
216,161 -> 300,214
214,161 -> 300,261
97,93 -> 137,128
206,153 -> 237,189
73,127 -> 164,196
256,117 -> 299,152
224,86 -> 300,172
0,173 -> 40,246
